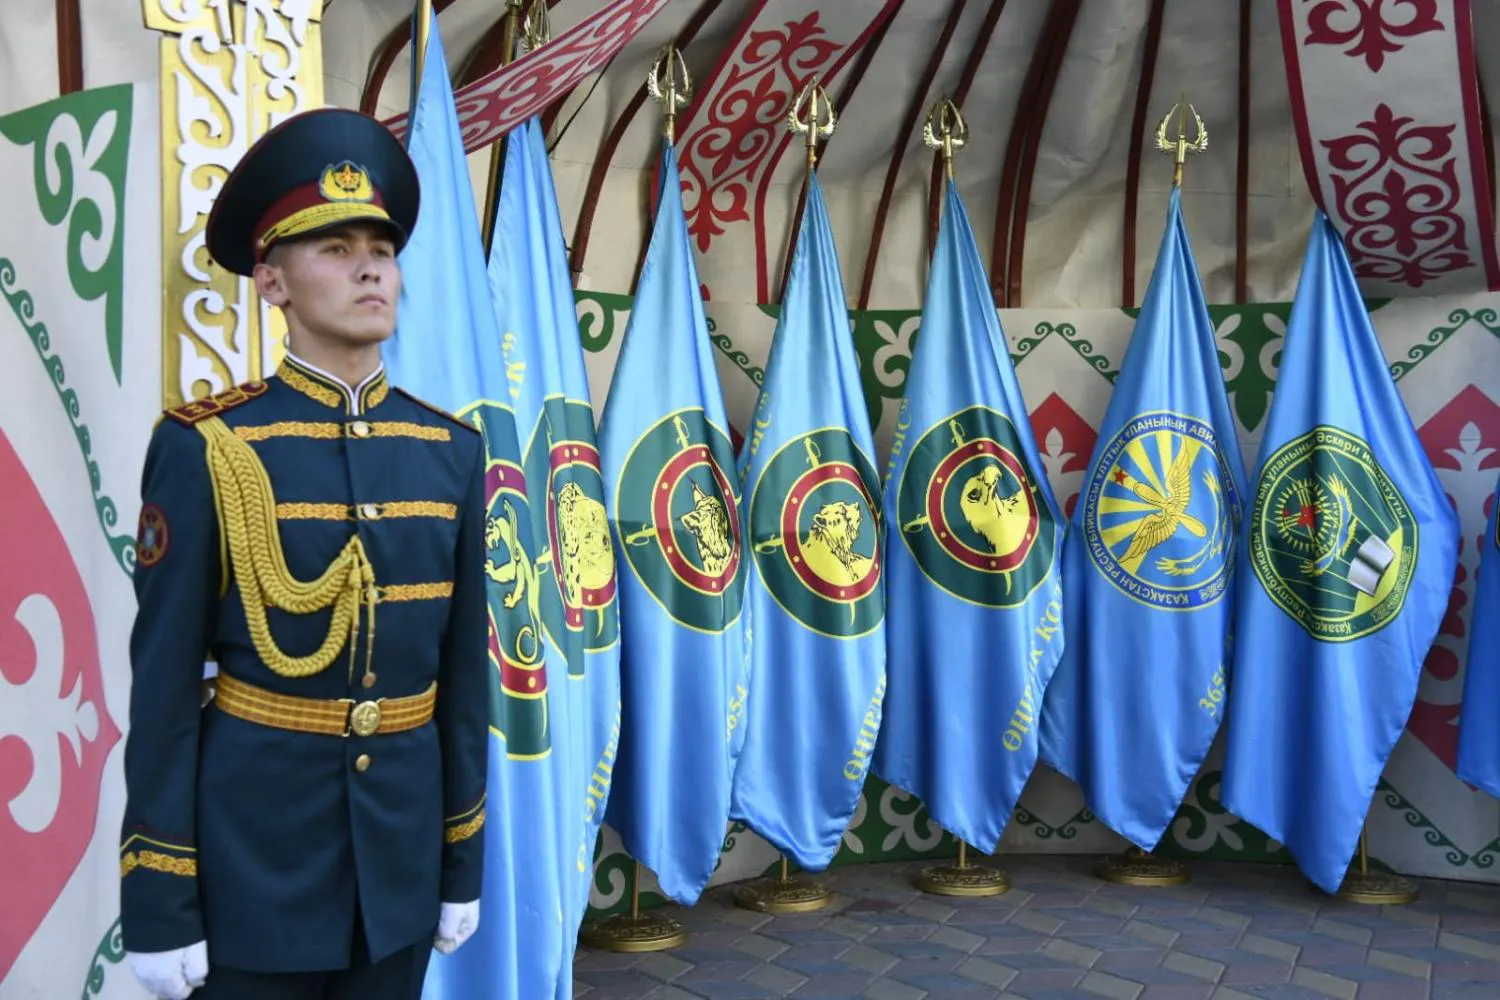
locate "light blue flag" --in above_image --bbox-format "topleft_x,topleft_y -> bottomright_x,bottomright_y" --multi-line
596,137 -> 751,904
729,173 -> 886,870
387,16 -> 564,1000
1452,473 -> 1500,803
872,180 -> 1065,853
1037,188 -> 1248,850
1220,211 -> 1460,894
489,114 -> 622,996
1458,471 -> 1500,800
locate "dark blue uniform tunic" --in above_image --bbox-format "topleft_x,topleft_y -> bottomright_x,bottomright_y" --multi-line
118,354 -> 490,974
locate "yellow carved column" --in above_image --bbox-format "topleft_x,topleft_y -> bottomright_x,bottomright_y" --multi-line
142,0 -> 326,408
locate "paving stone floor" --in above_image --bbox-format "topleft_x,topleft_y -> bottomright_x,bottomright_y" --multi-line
572,855 -> 1500,999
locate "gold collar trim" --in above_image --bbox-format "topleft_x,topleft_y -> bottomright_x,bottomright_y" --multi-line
277,355 -> 389,415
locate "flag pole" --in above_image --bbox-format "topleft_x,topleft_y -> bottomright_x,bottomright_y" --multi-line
774,78 -> 837,304
1092,98 -> 1212,890
411,0 -> 433,96
575,50 -> 702,955
479,0 -> 527,255
1332,825 -> 1419,904
901,96 -> 1008,901
730,80 -> 840,918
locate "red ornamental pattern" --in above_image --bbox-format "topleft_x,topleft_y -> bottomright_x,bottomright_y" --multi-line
382,0 -> 671,153
676,8 -> 842,253
1320,104 -> 1469,288
0,432 -> 120,980
1302,0 -> 1444,72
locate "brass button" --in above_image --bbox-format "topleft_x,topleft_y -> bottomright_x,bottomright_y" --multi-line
355,754 -> 371,772
362,673 -> 377,689
350,420 -> 371,438
359,503 -> 380,520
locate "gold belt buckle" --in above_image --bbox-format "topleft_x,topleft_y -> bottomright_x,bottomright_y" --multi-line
345,698 -> 384,737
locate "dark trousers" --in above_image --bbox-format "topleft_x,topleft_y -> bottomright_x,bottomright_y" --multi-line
197,918 -> 432,1000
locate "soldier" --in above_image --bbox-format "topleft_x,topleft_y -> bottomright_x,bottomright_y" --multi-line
118,107 -> 489,999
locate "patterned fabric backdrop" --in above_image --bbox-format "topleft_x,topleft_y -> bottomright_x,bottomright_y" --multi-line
5,82 -> 1500,999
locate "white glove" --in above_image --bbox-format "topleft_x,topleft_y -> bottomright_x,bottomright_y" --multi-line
126,941 -> 208,999
434,899 -> 480,954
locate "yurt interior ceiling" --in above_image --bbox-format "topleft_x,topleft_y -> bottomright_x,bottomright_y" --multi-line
6,0 -> 1499,311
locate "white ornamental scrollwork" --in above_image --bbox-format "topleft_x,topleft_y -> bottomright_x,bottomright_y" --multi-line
145,0 -> 324,406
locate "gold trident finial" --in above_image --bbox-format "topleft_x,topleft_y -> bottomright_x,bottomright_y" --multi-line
922,96 -> 968,180
788,81 -> 837,170
520,0 -> 552,53
1155,95 -> 1207,188
647,45 -> 692,143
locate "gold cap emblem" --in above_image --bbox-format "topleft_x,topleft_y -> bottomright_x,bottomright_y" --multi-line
320,161 -> 375,203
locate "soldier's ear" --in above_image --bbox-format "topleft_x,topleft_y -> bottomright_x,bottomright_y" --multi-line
253,257 -> 291,307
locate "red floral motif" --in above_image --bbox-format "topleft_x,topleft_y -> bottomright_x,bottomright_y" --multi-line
676,11 -> 842,253
1302,0 -> 1444,72
0,432 -> 120,979
382,0 -> 671,152
1320,103 -> 1471,288
1028,393 -> 1097,520
1406,386 -> 1500,771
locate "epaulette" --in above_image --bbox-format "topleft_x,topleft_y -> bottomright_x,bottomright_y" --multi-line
394,386 -> 480,435
163,380 -> 270,427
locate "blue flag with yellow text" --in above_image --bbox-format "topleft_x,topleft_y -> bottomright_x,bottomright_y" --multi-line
729,174 -> 886,870
597,137 -> 751,905
387,18 -> 566,1000
1037,188 -> 1247,850
1458,471 -> 1500,799
489,115 -> 622,998
1222,212 -> 1460,893
872,180 -> 1065,853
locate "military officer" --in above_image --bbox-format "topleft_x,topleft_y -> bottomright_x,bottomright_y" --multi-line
118,107 -> 490,999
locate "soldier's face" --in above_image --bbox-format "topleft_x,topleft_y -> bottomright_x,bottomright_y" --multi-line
254,223 -> 402,348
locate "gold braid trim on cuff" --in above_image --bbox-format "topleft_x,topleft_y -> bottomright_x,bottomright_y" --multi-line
197,416 -> 377,682
121,850 -> 198,879
445,809 -> 485,844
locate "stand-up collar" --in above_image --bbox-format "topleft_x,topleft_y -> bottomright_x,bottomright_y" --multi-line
277,352 -> 389,415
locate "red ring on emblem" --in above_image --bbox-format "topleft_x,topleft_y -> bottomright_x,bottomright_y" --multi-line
651,444 -> 742,593
136,503 -> 169,567
781,463 -> 881,601
926,439 -> 1038,572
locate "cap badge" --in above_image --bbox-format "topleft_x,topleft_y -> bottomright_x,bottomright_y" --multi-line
320,161 -> 375,203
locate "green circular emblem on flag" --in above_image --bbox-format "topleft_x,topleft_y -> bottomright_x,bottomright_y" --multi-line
1249,425 -> 1417,643
1082,410 -> 1241,610
460,401 -> 549,759
895,405 -> 1056,608
749,427 -> 884,639
616,407 -> 747,633
524,396 -> 620,664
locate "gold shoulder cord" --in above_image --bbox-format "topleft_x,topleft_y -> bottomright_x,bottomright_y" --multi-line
196,416 -> 377,683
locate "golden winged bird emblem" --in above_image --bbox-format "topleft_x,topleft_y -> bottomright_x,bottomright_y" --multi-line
1118,443 -> 1207,564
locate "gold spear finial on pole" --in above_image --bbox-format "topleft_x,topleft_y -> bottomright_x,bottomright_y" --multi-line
413,0 -> 434,95
788,80 -> 837,171
922,95 -> 968,180
1154,93 -> 1207,188
521,0 -> 553,51
647,45 -> 692,143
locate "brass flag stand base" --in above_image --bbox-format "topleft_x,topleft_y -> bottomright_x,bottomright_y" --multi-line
1095,846 -> 1190,886
1333,832 -> 1418,906
579,863 -> 687,953
914,840 -> 1010,897
732,856 -> 832,914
